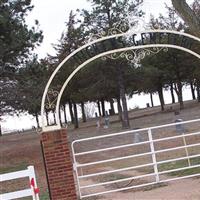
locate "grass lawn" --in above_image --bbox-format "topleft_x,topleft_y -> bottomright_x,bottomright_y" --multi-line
158,157 -> 200,176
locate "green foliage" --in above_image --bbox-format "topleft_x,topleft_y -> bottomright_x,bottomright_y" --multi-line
139,6 -> 200,109
0,0 -> 43,115
0,162 -> 28,174
40,191 -> 50,200
82,0 -> 143,32
67,0 -> 143,103
0,0 -> 43,76
15,57 -> 48,126
158,157 -> 200,176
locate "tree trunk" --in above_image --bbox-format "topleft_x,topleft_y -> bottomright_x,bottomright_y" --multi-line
35,112 -> 40,128
0,124 -> 2,136
101,98 -> 106,117
59,107 -> 62,126
97,101 -> 102,116
121,92 -> 130,128
73,103 -> 79,129
117,65 -> 130,129
171,0 -> 200,37
63,104 -> 67,124
109,99 -> 115,115
150,93 -> 154,107
197,80 -> 200,102
175,81 -> 184,110
68,100 -> 74,124
117,96 -> 123,122
53,112 -> 56,125
170,82 -> 175,104
45,111 -> 49,126
158,87 -> 165,111
81,102 -> 86,122
190,81 -> 196,100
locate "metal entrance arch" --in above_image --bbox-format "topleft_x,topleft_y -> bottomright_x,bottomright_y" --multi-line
41,28 -> 200,131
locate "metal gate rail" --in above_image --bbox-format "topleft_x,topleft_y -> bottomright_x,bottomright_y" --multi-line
72,119 -> 200,199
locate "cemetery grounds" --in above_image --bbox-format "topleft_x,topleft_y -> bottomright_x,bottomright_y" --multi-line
0,100 -> 200,199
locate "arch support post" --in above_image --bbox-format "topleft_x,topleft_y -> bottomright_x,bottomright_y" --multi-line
41,128 -> 78,200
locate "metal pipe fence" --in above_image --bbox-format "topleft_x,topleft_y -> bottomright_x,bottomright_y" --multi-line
72,119 -> 200,199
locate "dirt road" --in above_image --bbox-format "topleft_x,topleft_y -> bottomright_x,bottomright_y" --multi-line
103,178 -> 200,200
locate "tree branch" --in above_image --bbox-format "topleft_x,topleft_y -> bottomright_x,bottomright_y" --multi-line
171,0 -> 200,37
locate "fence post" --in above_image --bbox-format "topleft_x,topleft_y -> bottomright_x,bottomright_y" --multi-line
148,129 -> 160,183
28,166 -> 39,200
182,133 -> 191,166
72,144 -> 82,198
41,128 -> 78,200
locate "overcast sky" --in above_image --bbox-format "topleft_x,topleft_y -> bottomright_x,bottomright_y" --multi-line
26,0 -> 183,58
26,0 -> 194,58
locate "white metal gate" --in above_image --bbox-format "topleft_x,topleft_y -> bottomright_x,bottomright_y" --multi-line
72,119 -> 200,199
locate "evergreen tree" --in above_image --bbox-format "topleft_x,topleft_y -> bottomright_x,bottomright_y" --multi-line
0,0 -> 43,78
0,0 -> 43,133
15,57 -> 48,128
80,0 -> 143,128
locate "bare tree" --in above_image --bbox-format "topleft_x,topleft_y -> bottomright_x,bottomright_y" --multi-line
171,0 -> 200,37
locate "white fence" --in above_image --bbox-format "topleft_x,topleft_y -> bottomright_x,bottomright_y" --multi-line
72,119 -> 200,199
0,166 -> 39,200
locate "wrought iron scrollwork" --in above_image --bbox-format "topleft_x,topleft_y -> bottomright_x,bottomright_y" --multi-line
87,14 -> 151,42
87,21 -> 129,42
102,47 -> 168,64
45,89 -> 59,111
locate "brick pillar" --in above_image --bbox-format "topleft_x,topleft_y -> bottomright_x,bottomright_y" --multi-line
41,128 -> 78,200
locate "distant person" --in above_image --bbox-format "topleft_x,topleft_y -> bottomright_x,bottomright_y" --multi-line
96,118 -> 101,129
104,111 -> 109,129
174,111 -> 184,133
95,112 -> 101,129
